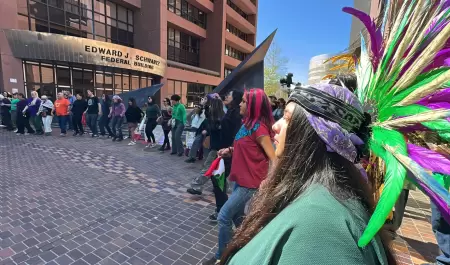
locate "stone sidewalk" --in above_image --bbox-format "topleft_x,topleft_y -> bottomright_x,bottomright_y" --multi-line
0,127 -> 443,265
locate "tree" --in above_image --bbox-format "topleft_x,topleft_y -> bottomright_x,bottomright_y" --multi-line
264,42 -> 289,97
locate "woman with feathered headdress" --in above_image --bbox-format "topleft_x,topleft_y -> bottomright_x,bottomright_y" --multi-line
214,1 -> 450,264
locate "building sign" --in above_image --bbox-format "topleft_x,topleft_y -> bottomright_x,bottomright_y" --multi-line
3,29 -> 166,76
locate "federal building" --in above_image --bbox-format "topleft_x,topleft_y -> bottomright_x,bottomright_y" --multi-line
0,0 -> 258,106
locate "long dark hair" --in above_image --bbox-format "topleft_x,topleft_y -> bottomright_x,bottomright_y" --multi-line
228,90 -> 244,109
208,98 -> 225,124
329,73 -> 357,92
164,97 -> 172,106
243,88 -> 274,138
129,97 -> 137,108
104,94 -> 111,105
221,104 -> 396,264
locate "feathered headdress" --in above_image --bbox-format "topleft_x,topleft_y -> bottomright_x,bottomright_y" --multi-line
343,0 -> 450,247
322,52 -> 358,80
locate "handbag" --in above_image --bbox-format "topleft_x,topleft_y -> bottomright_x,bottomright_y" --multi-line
156,116 -> 163,125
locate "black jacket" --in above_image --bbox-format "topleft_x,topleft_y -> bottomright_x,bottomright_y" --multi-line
126,106 -> 144,123
72,99 -> 87,116
220,106 -> 242,148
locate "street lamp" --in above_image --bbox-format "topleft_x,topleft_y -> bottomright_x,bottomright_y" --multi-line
279,73 -> 301,96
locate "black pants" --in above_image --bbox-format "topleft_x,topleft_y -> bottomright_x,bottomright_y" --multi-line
162,129 -> 171,148
99,115 -> 113,136
212,157 -> 232,213
16,114 -> 34,134
145,119 -> 157,143
1,112 -> 13,130
72,114 -> 84,134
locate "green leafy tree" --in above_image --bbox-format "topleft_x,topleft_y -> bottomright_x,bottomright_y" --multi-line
264,42 -> 289,96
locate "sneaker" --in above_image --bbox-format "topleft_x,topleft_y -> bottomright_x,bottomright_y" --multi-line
202,257 -> 219,265
128,141 -> 136,146
117,138 -> 123,142
187,188 -> 202,195
14,129 -> 18,133
44,132 -> 51,136
16,133 -> 22,135
60,133 -> 66,137
92,134 -> 99,138
73,132 -> 78,137
158,146 -> 165,151
25,133 -> 30,136
209,213 -> 218,221
185,158 -> 196,163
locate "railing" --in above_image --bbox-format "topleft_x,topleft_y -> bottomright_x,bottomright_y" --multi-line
168,0 -> 207,29
226,0 -> 248,20
226,22 -> 249,43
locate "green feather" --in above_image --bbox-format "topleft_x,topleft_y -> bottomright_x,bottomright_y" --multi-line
371,0 -> 417,95
359,127 -> 407,247
378,104 -> 430,122
389,68 -> 449,107
433,173 -> 450,190
422,120 -> 450,141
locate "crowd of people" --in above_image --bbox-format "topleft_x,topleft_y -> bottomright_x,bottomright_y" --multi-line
1,78 -> 449,265
1,2 -> 450,264
0,90 -> 187,151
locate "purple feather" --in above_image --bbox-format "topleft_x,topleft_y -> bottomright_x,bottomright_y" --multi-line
408,143 -> 450,175
416,88 -> 450,105
423,48 -> 450,72
343,7 -> 382,70
415,178 -> 450,225
424,102 -> 450,122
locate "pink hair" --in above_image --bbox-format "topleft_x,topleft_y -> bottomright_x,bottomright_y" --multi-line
242,88 -> 275,138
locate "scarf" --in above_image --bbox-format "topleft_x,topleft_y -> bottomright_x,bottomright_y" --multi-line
39,99 -> 54,113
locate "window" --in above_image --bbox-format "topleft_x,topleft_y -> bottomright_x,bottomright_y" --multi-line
226,22 -> 249,43
168,79 -> 214,107
227,0 -> 248,20
167,28 -> 200,66
24,0 -> 134,47
23,60 -> 153,98
225,45 -> 247,61
167,0 -> 206,29
224,68 -> 233,78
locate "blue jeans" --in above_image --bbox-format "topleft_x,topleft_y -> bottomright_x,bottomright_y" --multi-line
215,183 -> 256,260
431,202 -> 450,265
58,115 -> 69,134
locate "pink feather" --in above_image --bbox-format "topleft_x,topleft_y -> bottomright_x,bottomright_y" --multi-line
407,143 -> 450,175
343,7 -> 382,70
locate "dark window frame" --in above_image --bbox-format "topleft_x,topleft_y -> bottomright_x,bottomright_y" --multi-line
167,0 -> 206,29
25,0 -> 134,47
225,44 -> 247,61
167,28 -> 200,66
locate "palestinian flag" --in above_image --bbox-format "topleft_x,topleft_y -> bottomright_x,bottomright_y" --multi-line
204,157 -> 226,192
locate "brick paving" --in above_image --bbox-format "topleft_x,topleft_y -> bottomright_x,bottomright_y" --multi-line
392,190 -> 442,265
0,127 -> 443,265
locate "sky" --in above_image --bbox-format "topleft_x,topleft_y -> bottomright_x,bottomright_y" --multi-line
256,0 -> 354,84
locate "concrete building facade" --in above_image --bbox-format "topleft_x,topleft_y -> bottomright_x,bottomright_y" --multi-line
0,0 -> 258,106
